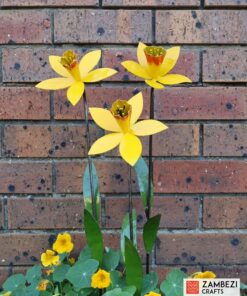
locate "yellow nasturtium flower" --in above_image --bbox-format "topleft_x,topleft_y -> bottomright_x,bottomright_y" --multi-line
36,50 -> 117,105
37,279 -> 49,291
145,292 -> 161,296
191,271 -> 216,279
121,42 -> 191,89
91,269 -> 111,289
41,250 -> 59,267
52,233 -> 74,254
88,92 -> 167,166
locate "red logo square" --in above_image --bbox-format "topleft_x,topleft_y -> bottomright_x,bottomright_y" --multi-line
186,280 -> 199,294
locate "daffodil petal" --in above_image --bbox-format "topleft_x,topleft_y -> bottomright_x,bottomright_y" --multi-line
128,92 -> 143,125
158,74 -> 192,85
89,108 -> 121,132
132,120 -> 168,136
49,56 -> 72,78
82,68 -> 117,83
119,133 -> 142,166
145,79 -> 164,89
137,42 -> 148,68
121,61 -> 151,79
79,50 -> 101,78
89,133 -> 122,155
161,46 -> 180,75
36,77 -> 73,90
67,82 -> 85,106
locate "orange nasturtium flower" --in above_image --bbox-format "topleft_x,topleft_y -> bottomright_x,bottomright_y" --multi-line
37,279 -> 50,291
36,50 -> 117,106
191,271 -> 216,279
88,92 -> 167,166
121,42 -> 191,89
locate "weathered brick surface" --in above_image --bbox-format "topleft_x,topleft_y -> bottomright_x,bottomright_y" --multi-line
156,10 -> 247,44
154,87 -> 247,120
154,161 -> 247,193
0,163 -> 52,194
0,10 -> 51,44
54,10 -> 152,44
103,0 -> 200,6
0,199 -> 4,230
102,48 -> 199,82
204,124 -> 247,156
1,0 -> 98,6
8,197 -> 84,230
0,88 -> 50,120
105,196 -> 199,229
203,48 -> 247,82
203,196 -> 247,229
205,0 -> 247,6
205,266 -> 247,283
156,233 -> 247,264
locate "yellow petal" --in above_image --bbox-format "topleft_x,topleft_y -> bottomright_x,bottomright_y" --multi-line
89,108 -> 121,132
79,50 -> 101,78
67,82 -> 85,106
128,92 -> 143,125
89,133 -> 122,155
145,79 -> 164,89
121,61 -> 151,79
132,120 -> 168,136
49,56 -> 72,78
82,68 -> 117,83
119,133 -> 142,166
137,42 -> 148,68
36,77 -> 73,90
161,46 -> 180,75
158,74 -> 192,85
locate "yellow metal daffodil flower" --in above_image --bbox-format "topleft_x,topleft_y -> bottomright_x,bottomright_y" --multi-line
88,92 -> 168,166
36,50 -> 117,106
121,42 -> 191,89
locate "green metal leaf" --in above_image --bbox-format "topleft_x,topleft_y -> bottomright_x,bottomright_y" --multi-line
3,274 -> 26,291
141,272 -> 158,295
125,237 -> 143,294
120,210 -> 137,260
143,215 -> 161,254
102,248 -> 120,272
53,264 -> 70,282
84,209 -> 104,264
83,161 -> 101,222
134,157 -> 153,209
25,265 -> 42,283
160,269 -> 187,296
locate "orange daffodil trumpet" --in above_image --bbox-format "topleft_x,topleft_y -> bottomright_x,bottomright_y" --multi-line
121,42 -> 192,89
88,92 -> 168,166
36,50 -> 117,106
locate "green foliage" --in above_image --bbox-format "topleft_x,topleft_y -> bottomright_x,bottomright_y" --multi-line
141,272 -> 159,295
84,208 -> 104,265
103,248 -> 120,272
143,215 -> 161,254
83,161 -> 101,222
134,157 -> 153,209
121,210 -> 137,260
160,269 -> 187,296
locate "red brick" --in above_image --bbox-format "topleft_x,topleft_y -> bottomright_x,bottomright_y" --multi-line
2,0 -> 98,6
0,10 -> 51,44
156,10 -> 247,44
0,163 -> 51,194
54,87 -> 150,120
0,199 -> 4,230
0,232 -> 119,266
105,196 -> 199,229
205,0 -> 247,6
156,233 -> 247,264
103,0 -> 200,6
56,160 -> 138,194
154,266 -> 199,282
8,197 -> 84,230
204,124 -> 247,156
203,196 -> 247,229
203,48 -> 247,82
54,10 -> 152,44
204,266 -> 247,283
154,160 -> 247,193
3,124 -> 101,158
0,87 -> 50,120
154,87 -> 247,120
102,48 -> 199,82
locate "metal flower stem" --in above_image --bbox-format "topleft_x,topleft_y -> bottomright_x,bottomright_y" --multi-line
83,91 -> 97,220
128,165 -> 134,243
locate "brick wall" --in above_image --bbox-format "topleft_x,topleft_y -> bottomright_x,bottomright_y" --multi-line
0,0 -> 247,285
